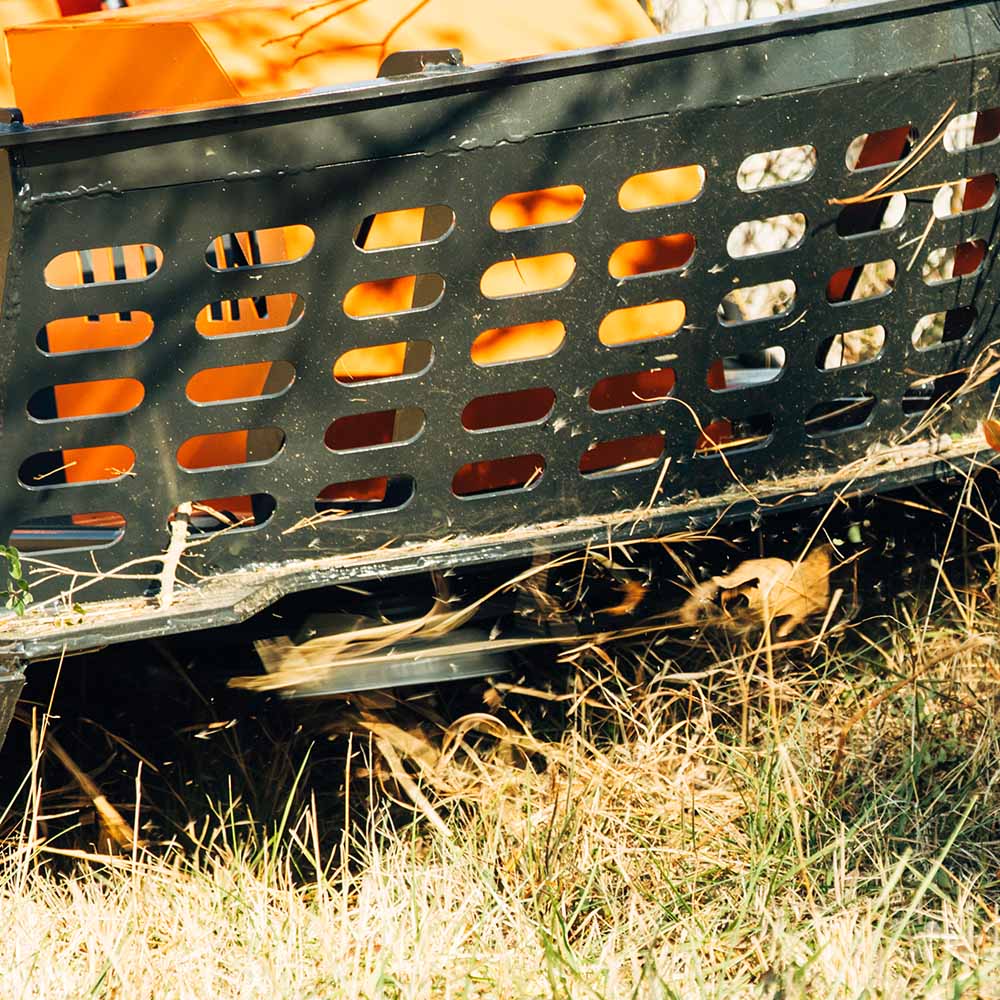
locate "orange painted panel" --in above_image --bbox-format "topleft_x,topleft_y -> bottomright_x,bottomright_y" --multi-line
333,343 -> 411,382
186,363 -> 273,404
343,275 -> 420,319
318,477 -> 390,504
0,0 -> 61,105
42,312 -> 153,354
361,207 -> 427,250
8,0 -> 655,122
196,293 -> 300,338
52,378 -> 144,418
471,321 -> 566,366
189,0 -> 657,101
8,21 -> 240,122
61,444 -> 134,484
490,186 -> 584,231
177,430 -> 251,470
618,165 -> 704,210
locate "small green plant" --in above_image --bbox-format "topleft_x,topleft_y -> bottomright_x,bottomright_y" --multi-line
0,544 -> 31,615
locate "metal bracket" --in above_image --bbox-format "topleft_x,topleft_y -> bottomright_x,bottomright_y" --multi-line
0,661 -> 24,753
378,48 -> 463,78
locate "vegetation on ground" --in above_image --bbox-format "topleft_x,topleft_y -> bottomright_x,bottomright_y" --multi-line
3,468 -> 1000,998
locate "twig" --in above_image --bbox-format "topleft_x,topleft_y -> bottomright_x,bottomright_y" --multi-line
646,456 -> 672,512
159,502 -> 191,609
373,736 -> 453,841
809,586 -> 843,657
31,461 -> 77,482
829,101 -> 956,206
778,309 -> 808,332
841,179 -> 960,203
665,395 -> 759,504
906,212 -> 936,272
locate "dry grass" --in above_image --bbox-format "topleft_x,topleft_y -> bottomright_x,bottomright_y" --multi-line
4,480 -> 1000,999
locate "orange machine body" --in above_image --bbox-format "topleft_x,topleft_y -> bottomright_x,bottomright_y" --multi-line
5,0 -> 657,123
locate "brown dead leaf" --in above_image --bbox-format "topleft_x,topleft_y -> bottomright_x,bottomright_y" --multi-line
983,419 -> 1000,452
482,686 -> 503,711
680,546 -> 832,638
719,579 -> 760,613
602,580 -> 649,617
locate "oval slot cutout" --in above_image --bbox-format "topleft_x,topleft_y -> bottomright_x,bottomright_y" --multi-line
37,311 -> 153,356
177,428 -> 285,472
712,349 -> 786,391
590,368 -> 675,412
333,340 -> 433,385
727,214 -> 806,259
579,433 -> 665,478
27,378 -> 144,422
737,145 -> 816,192
911,307 -> 976,351
490,186 -> 584,231
805,393 -> 876,436
45,244 -> 162,289
599,300 -> 685,347
8,511 -> 126,554
922,240 -> 986,285
315,475 -> 414,519
933,175 -> 997,219
325,407 -> 425,452
204,225 -> 314,270
618,165 -> 704,211
480,253 -> 575,299
344,273 -> 444,318
845,125 -> 914,171
186,361 -> 295,405
609,234 -> 694,279
902,374 -> 966,415
818,327 -> 886,370
19,445 -> 135,489
169,494 -> 275,536
719,279 -> 796,325
837,193 -> 906,237
452,454 -> 545,499
471,320 -> 565,367
196,292 -> 304,340
826,260 -> 896,304
695,415 -> 774,457
355,204 -> 454,250
462,387 -> 555,432
944,109 -> 1000,152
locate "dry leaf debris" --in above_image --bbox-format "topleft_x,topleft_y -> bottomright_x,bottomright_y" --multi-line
679,545 -> 833,637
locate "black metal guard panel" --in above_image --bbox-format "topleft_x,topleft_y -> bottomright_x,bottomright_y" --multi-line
0,0 -> 998,656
